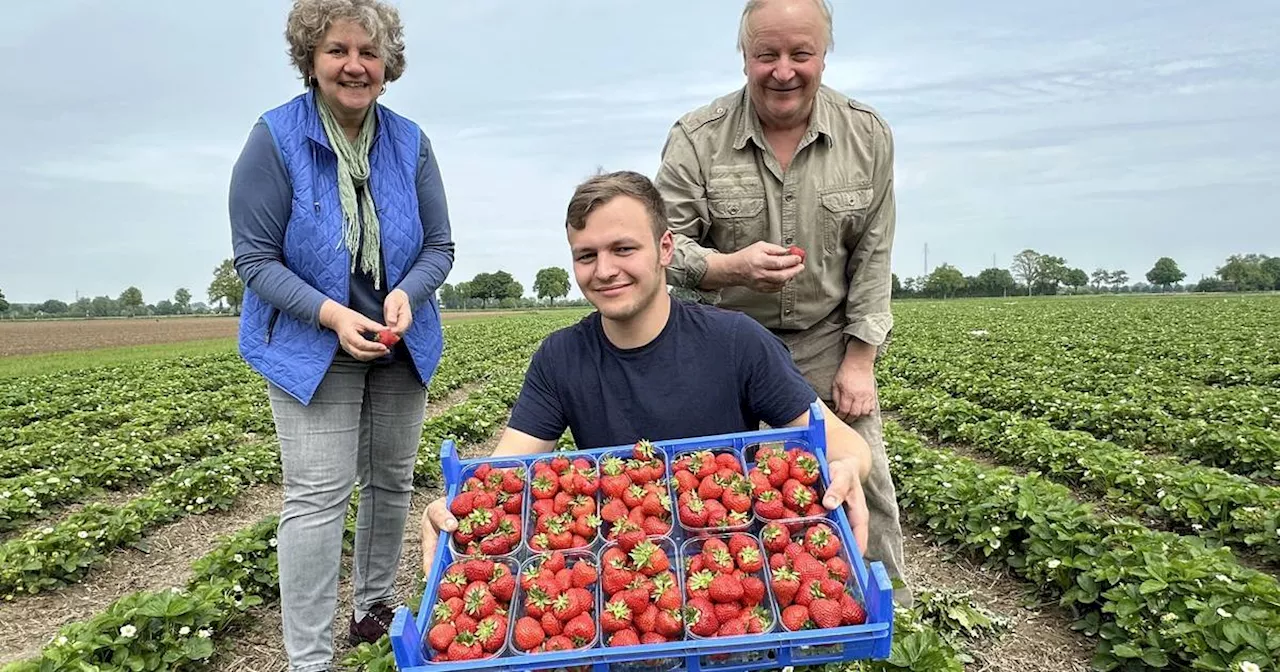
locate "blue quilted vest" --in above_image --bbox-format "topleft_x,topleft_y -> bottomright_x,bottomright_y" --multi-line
237,90 -> 444,405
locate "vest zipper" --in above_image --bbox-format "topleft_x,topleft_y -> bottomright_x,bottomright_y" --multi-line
265,308 -> 280,343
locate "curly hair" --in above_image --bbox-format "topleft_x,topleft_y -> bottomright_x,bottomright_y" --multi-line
285,0 -> 407,86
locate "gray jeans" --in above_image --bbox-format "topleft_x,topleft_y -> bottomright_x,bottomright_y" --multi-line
772,310 -> 912,609
266,353 -> 427,672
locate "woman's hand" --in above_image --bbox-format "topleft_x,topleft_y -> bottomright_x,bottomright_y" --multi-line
383,288 -> 413,336
319,300 -> 391,361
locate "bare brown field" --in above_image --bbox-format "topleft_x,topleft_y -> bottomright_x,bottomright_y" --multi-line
0,317 -> 240,357
0,310 -> 573,357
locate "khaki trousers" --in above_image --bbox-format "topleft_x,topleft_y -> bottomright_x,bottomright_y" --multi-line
772,311 -> 912,608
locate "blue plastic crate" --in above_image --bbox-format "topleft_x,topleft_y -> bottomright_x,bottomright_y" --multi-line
390,401 -> 894,672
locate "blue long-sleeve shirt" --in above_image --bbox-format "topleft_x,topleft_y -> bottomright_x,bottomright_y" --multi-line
229,120 -> 455,332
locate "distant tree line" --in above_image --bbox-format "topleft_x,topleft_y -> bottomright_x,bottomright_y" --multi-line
893,250 -> 1280,299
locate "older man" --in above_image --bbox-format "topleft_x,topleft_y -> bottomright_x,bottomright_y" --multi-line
654,0 -> 909,605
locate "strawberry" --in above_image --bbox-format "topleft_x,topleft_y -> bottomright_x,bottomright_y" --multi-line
600,498 -> 629,523
653,572 -> 681,610
602,599 -> 633,632
642,515 -> 671,536
794,553 -> 828,584
709,574 -> 744,603
721,479 -> 753,514
703,541 -> 735,574
687,569 -> 714,601
476,617 -> 505,652
713,602 -> 741,625
629,540 -> 671,576
698,474 -> 725,500
782,604 -> 810,631
715,452 -> 742,472
787,244 -> 806,263
678,493 -> 709,527
514,616 -> 545,651
826,556 -> 851,582
809,598 -> 842,628
841,593 -> 867,625
490,566 -> 516,602
446,633 -> 483,660
718,616 -> 748,637
545,635 -> 575,651
449,491 -> 476,518
736,545 -> 763,573
564,612 -> 596,645
804,525 -> 841,560
376,330 -> 400,347
728,533 -> 755,559
791,453 -> 820,485
609,628 -> 641,647
656,608 -> 683,637
610,519 -> 646,552
600,457 -> 632,499
571,559 -> 598,588
765,455 -> 790,487
761,522 -> 789,552
603,565 -> 634,595
634,604 -> 659,634
464,559 -> 494,583
755,489 -> 786,520
741,576 -> 766,606
427,622 -> 455,652
771,566 -> 801,606
540,611 -> 563,637
685,598 -> 719,637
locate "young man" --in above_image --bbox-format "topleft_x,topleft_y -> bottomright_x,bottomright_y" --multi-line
420,170 -> 872,579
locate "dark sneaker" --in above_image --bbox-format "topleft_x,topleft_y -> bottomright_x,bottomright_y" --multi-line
348,602 -> 396,646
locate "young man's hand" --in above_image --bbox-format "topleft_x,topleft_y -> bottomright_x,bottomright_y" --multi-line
822,455 -> 869,555
420,497 -> 457,579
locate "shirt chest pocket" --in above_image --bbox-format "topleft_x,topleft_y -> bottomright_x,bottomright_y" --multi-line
818,184 -> 873,253
708,195 -> 767,252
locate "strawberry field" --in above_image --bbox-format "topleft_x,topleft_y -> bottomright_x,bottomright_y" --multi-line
0,294 -> 1275,672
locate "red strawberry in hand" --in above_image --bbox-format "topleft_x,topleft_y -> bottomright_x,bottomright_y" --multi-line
376,330 -> 400,347
787,245 -> 806,263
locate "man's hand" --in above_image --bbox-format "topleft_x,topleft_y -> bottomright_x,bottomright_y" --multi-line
823,456 -> 869,555
704,241 -> 803,293
384,288 -> 413,336
420,496 -> 457,578
833,340 -> 877,420
319,300 -> 390,361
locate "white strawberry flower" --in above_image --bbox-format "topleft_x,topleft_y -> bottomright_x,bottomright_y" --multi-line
233,554 -> 244,563
119,625 -> 137,638
198,629 -> 212,638
1161,613 -> 1177,623
1217,608 -> 1232,618
179,626 -> 191,636
1047,558 -> 1061,569
1240,662 -> 1260,672
77,531 -> 88,539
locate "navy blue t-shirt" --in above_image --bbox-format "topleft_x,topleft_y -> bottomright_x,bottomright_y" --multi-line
507,296 -> 819,449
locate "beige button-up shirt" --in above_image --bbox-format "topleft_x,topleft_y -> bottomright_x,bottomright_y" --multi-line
655,84 -> 896,348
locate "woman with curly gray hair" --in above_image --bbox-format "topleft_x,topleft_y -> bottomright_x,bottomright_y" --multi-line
228,1 -> 455,669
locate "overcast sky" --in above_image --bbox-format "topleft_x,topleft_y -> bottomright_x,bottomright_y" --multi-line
2,0 -> 1277,304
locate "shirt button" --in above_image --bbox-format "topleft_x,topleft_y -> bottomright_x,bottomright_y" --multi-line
784,194 -> 794,202
785,237 -> 793,245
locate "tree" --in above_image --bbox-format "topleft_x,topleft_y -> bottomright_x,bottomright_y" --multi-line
1064,268 -> 1089,292
1011,249 -> 1043,295
1145,257 -> 1185,291
208,258 -> 244,314
533,267 -> 571,305
924,264 -> 965,299
1263,256 -> 1280,290
174,288 -> 192,314
0,287 -> 8,315
1090,268 -> 1110,291
1108,269 -> 1129,291
891,273 -> 903,298
971,268 -> 1017,297
439,283 -> 465,310
38,299 -> 68,315
154,299 -> 176,315
118,286 -> 144,316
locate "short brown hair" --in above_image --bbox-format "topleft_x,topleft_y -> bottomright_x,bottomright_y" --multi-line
565,170 -> 669,242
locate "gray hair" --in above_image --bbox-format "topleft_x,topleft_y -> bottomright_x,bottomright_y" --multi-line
285,0 -> 407,86
736,0 -> 834,53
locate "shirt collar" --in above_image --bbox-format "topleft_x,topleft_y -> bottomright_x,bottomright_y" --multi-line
733,85 -> 836,151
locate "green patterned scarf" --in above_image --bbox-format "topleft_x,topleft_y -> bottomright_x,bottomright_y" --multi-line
316,94 -> 382,289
